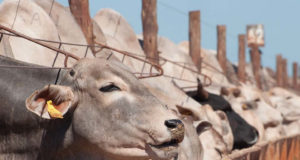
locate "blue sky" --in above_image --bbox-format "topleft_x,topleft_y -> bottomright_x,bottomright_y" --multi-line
7,0 -> 300,75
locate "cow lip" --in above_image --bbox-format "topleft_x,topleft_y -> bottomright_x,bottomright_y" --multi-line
146,140 -> 179,159
148,139 -> 179,151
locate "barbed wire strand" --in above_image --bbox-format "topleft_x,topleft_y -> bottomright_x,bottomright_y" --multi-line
1,0 -> 212,85
49,0 -> 55,16
157,0 -> 237,40
11,0 -> 21,30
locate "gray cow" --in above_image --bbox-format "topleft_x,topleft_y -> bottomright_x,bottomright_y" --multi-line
0,56 -> 185,160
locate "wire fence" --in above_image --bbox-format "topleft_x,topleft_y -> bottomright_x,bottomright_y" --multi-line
0,24 -> 165,79
157,0 -> 237,40
229,134 -> 300,160
2,1 -> 299,160
0,0 -> 225,87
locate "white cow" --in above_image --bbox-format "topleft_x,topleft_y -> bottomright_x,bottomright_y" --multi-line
267,87 -> 300,136
33,0 -> 95,62
224,84 -> 284,142
93,8 -> 234,160
0,0 -> 60,66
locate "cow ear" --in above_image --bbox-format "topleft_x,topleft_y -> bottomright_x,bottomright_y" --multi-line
25,85 -> 74,119
176,105 -> 194,116
176,105 -> 199,120
215,110 -> 227,120
195,120 -> 212,135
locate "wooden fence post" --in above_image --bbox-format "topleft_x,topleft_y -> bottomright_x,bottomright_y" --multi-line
276,55 -> 283,87
189,10 -> 201,73
250,45 -> 262,89
68,0 -> 95,54
142,0 -> 159,65
217,25 -> 226,73
282,58 -> 287,87
238,34 -> 246,83
293,62 -> 298,88
280,139 -> 288,160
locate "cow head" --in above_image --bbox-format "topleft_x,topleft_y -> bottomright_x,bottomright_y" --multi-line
188,80 -> 258,149
238,85 -> 283,128
25,58 -> 185,159
268,87 -> 300,123
176,104 -> 234,154
224,85 -> 284,142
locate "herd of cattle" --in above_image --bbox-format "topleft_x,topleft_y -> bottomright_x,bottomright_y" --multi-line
0,0 -> 300,160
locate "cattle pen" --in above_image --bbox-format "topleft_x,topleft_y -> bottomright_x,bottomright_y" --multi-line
1,0 -> 300,160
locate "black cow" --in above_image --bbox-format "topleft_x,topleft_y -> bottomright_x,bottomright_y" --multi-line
186,79 -> 258,149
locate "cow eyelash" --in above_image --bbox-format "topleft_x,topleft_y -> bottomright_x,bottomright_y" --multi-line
99,83 -> 121,92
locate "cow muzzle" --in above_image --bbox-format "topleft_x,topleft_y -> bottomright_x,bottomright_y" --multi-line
149,119 -> 185,151
147,119 -> 184,159
165,119 -> 185,143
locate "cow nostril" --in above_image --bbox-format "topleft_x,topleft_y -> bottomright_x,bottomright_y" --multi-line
247,129 -> 259,145
165,119 -> 185,143
165,119 -> 183,129
254,129 -> 259,137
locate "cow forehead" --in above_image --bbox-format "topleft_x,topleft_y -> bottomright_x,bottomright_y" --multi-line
70,58 -> 152,95
72,58 -> 135,79
73,58 -> 112,71
239,86 -> 260,100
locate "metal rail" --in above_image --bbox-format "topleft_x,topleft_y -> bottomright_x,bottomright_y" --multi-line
0,24 -> 213,86
0,24 -> 80,67
229,134 -> 300,160
159,56 -> 212,87
95,41 -> 164,79
0,25 -> 163,79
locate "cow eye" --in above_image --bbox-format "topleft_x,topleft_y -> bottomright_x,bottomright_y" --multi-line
254,98 -> 260,102
69,69 -> 75,77
99,83 -> 121,92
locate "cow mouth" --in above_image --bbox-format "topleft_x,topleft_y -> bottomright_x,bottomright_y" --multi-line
146,139 -> 180,159
146,122 -> 184,159
149,139 -> 179,151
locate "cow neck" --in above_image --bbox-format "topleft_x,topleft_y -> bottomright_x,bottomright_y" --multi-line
0,55 -> 74,159
37,111 -> 74,160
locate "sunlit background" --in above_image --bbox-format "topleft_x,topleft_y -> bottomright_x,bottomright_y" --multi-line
4,0 -> 300,75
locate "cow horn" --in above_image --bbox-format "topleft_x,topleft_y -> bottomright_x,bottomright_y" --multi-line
196,78 -> 209,100
220,87 -> 229,96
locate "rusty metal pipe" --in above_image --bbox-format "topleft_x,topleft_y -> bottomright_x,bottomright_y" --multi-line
95,41 -> 164,79
0,24 -> 80,63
